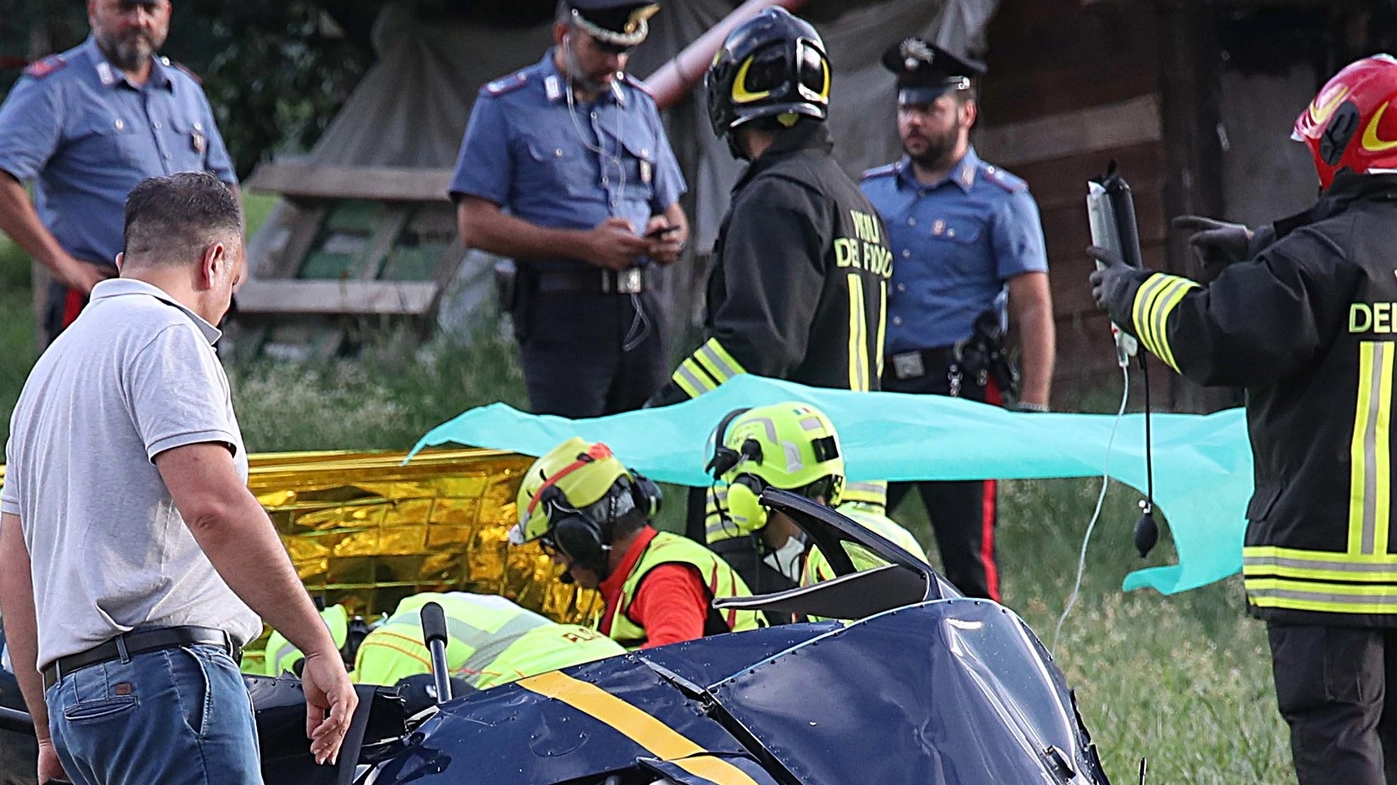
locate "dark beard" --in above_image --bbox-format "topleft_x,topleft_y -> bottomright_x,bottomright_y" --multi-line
562,40 -> 608,96
904,130 -> 959,172
96,30 -> 158,73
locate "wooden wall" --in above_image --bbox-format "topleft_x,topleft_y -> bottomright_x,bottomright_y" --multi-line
973,0 -> 1195,410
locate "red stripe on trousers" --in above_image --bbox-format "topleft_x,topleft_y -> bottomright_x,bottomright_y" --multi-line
62,287 -> 84,329
982,379 -> 1002,601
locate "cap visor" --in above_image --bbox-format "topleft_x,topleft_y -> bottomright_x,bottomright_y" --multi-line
898,86 -> 953,105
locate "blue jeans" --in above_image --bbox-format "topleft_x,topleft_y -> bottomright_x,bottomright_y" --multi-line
45,644 -> 263,785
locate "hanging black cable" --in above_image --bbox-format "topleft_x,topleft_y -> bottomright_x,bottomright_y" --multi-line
1135,351 -> 1158,557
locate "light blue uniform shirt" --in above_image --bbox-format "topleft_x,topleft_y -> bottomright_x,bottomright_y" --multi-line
0,37 -> 236,268
449,51 -> 685,269
861,147 -> 1046,353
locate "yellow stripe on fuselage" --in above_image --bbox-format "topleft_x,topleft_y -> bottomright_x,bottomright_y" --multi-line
517,671 -> 760,785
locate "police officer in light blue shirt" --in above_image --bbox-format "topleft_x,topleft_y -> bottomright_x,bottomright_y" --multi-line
861,38 -> 1055,602
452,0 -> 688,419
0,0 -> 237,346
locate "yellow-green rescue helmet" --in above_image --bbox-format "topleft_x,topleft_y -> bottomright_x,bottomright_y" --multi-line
706,402 -> 844,534
510,438 -> 635,546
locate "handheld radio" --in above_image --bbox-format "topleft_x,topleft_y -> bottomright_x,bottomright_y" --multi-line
1088,162 -> 1158,557
1086,162 -> 1142,367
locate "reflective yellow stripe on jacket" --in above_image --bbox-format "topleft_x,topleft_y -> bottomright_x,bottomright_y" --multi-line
670,338 -> 747,399
1243,341 -> 1397,615
1130,273 -> 1200,374
846,274 -> 870,392
1244,547 -> 1397,614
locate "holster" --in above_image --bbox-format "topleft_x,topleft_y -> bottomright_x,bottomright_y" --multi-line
954,310 -> 1021,397
495,259 -> 530,340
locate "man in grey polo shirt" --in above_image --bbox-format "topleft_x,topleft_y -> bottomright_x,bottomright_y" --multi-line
0,172 -> 356,785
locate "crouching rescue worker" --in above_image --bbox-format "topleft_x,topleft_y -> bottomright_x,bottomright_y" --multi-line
511,438 -> 762,648
1088,55 -> 1397,785
352,592 -> 622,690
707,402 -> 926,617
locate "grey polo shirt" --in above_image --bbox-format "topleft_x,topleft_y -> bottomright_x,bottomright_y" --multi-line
1,279 -> 261,669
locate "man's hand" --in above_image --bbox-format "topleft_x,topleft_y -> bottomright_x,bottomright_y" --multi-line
583,217 -> 650,271
1087,245 -> 1134,309
299,650 -> 358,766
37,736 -> 68,783
643,216 -> 685,266
51,254 -> 114,295
1172,215 -> 1252,283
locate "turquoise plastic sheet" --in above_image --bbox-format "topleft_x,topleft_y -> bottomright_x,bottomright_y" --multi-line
409,375 -> 1253,595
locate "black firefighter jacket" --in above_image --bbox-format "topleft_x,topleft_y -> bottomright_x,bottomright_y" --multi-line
1101,173 -> 1397,627
649,121 -> 891,406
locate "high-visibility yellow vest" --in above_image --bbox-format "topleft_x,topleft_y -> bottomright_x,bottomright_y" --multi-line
609,531 -> 762,649
801,503 -> 927,587
353,592 -> 623,690
263,604 -> 349,677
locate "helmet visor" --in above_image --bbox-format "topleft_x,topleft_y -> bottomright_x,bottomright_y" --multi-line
731,38 -> 829,106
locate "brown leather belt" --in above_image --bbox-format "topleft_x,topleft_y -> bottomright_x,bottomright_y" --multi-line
42,626 -> 240,689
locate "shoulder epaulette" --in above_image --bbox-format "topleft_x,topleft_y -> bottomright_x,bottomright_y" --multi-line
981,163 -> 1026,193
861,163 -> 898,181
483,71 -> 530,97
162,57 -> 202,85
622,72 -> 654,98
22,54 -> 66,80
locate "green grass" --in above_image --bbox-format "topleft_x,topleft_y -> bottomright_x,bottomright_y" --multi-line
0,233 -> 1292,782
226,326 -> 527,453
242,191 -> 278,238
988,480 -> 1290,783
0,240 -> 39,437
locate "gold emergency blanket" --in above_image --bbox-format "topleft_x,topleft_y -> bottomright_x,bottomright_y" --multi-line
0,448 -> 599,632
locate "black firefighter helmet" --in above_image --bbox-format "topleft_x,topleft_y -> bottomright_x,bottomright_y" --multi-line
705,7 -> 831,147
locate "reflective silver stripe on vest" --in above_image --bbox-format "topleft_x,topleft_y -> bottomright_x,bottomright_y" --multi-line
460,614 -> 552,676
1249,586 -> 1397,606
1244,552 -> 1397,575
385,608 -> 551,676
272,641 -> 299,672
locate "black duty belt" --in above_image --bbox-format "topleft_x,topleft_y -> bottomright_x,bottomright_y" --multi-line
887,346 -> 956,381
42,626 -> 240,689
531,267 -> 645,295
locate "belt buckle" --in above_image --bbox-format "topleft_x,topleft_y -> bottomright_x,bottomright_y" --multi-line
891,351 -> 926,381
616,267 -> 643,295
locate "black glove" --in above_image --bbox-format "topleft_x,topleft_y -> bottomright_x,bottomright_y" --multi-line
1086,245 -> 1135,310
1171,215 -> 1252,283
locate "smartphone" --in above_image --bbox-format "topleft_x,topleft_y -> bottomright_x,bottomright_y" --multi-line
645,224 -> 681,240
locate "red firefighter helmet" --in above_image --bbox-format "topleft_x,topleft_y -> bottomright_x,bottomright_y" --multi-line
1293,54 -> 1397,190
